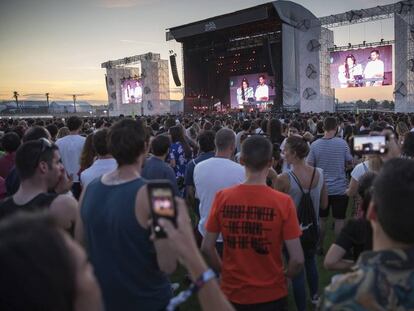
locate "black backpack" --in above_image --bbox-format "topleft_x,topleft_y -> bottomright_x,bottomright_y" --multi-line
290,168 -> 319,252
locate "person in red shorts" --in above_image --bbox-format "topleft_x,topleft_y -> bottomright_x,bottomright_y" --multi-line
202,135 -> 304,311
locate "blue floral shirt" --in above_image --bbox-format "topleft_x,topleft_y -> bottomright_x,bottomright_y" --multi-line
169,142 -> 190,179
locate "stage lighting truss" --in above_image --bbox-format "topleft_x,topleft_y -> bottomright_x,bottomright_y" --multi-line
328,40 -> 395,52
319,1 -> 414,28
101,53 -> 158,69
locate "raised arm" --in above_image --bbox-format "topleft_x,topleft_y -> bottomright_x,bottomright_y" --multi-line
135,185 -> 177,274
159,199 -> 234,311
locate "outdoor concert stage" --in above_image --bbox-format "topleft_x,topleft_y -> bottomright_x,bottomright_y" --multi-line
167,1 -> 334,113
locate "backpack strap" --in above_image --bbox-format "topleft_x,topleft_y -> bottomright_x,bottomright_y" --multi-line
290,171 -> 305,194
308,168 -> 316,192
290,168 -> 317,194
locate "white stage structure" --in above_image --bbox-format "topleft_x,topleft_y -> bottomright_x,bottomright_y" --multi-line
319,0 -> 414,113
274,2 -> 334,112
101,53 -> 170,116
166,1 -> 335,113
167,1 -> 414,113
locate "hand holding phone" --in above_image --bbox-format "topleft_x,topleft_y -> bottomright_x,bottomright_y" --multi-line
353,135 -> 387,156
147,180 -> 177,239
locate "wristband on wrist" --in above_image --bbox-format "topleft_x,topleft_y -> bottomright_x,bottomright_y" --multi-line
193,269 -> 216,293
166,269 -> 216,311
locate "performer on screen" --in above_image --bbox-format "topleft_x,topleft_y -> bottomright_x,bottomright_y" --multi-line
132,80 -> 143,103
338,54 -> 363,88
254,75 -> 269,101
236,78 -> 254,109
364,49 -> 384,87
124,80 -> 143,104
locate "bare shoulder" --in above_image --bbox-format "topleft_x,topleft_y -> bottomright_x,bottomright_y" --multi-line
50,193 -> 78,217
277,173 -> 290,184
51,193 -> 77,206
49,193 -> 79,229
276,173 -> 290,193
135,185 -> 150,229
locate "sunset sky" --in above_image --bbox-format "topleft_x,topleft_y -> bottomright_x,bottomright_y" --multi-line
0,0 -> 396,104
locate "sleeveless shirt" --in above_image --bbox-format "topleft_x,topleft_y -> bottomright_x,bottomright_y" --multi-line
0,193 -> 73,236
81,177 -> 171,311
287,167 -> 324,221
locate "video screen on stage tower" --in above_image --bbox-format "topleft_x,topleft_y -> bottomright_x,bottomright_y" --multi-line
229,73 -> 276,109
121,78 -> 143,104
330,45 -> 393,89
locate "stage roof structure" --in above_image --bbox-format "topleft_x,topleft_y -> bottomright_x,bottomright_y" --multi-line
166,1 -> 333,112
166,1 -> 320,42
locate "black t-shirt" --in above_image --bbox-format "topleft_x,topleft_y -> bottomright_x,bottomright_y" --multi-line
0,192 -> 75,236
335,218 -> 373,261
0,193 -> 59,221
5,167 -> 19,196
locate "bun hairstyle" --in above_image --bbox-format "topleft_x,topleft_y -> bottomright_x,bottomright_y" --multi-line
285,135 -> 309,159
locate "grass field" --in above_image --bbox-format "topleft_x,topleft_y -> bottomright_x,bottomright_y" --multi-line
170,215 -> 343,311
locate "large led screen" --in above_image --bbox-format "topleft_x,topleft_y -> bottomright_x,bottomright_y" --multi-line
229,73 -> 276,109
330,45 -> 392,89
121,78 -> 143,104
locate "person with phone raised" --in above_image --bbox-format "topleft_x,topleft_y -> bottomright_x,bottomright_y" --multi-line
78,119 -> 176,311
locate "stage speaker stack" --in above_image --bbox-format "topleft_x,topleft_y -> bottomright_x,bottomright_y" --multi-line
409,59 -> 414,72
170,54 -> 182,87
394,81 -> 407,98
306,64 -> 318,79
303,88 -> 317,100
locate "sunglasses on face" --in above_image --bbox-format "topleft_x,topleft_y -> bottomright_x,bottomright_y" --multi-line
35,138 -> 54,166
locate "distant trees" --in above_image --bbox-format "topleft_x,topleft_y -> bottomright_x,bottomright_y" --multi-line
339,99 -> 395,111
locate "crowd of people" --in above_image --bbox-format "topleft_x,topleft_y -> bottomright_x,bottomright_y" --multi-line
0,110 -> 413,311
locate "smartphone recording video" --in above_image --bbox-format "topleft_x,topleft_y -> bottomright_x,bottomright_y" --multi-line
147,180 -> 177,238
353,135 -> 387,155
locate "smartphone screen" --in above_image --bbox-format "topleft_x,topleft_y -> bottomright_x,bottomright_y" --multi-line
147,181 -> 176,238
353,135 -> 387,155
151,188 -> 175,217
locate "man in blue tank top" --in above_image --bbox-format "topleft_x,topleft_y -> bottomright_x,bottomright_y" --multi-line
78,119 -> 177,311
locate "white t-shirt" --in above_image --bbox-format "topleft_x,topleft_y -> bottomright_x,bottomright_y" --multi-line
235,130 -> 245,153
364,59 -> 384,85
255,84 -> 269,100
255,127 -> 264,134
80,158 -> 117,188
194,157 -> 245,239
350,160 -> 370,182
56,134 -> 86,183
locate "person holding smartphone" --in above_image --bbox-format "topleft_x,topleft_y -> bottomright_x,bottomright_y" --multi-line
78,119 -> 176,311
155,197 -> 235,311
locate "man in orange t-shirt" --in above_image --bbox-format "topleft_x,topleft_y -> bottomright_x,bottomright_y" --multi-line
202,135 -> 304,311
